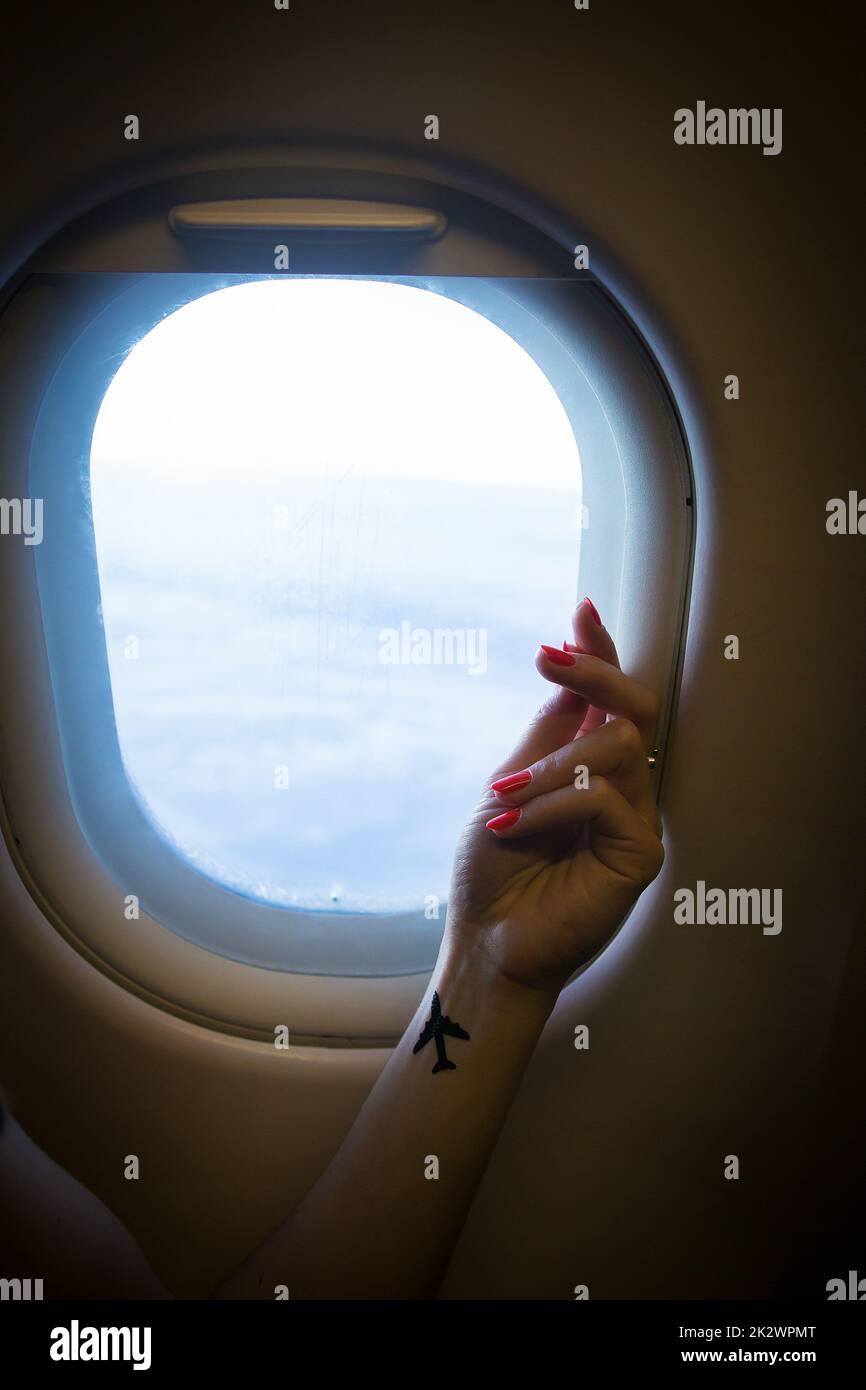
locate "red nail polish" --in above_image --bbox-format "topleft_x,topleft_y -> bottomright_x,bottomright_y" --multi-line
486,808 -> 522,832
584,597 -> 602,626
540,644 -> 576,666
490,769 -> 532,795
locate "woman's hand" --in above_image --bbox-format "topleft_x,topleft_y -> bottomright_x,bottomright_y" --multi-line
217,601 -> 665,1301
444,599 -> 664,1001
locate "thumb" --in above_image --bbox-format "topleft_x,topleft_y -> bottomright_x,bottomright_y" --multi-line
490,683 -> 588,782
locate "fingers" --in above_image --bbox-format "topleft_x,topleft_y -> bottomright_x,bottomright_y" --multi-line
486,774 -> 665,886
571,597 -> 620,670
489,685 -> 589,782
535,647 -> 659,750
568,598 -> 620,733
490,717 -> 659,834
489,597 -> 656,784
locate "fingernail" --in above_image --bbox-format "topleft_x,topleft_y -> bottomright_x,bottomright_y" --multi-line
490,769 -> 532,795
540,644 -> 576,667
583,597 -> 602,626
486,808 -> 522,833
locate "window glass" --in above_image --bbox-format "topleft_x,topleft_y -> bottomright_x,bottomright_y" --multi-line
89,278 -> 582,912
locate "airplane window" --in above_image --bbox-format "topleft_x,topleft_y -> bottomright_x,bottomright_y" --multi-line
89,279 -> 582,914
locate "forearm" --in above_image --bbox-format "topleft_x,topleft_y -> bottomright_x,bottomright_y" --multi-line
216,936 -> 555,1300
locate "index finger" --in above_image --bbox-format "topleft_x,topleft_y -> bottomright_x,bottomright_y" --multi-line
569,597 -> 620,733
535,647 -> 659,750
570,597 -> 621,669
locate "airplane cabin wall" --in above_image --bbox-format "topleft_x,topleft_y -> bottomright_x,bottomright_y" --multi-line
0,0 -> 863,1297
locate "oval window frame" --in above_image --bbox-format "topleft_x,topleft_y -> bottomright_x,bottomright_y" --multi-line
0,163 -> 693,1042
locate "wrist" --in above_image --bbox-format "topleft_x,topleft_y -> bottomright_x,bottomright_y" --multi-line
433,929 -> 559,1035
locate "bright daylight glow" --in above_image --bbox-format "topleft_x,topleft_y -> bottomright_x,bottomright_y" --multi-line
90,278 -> 582,911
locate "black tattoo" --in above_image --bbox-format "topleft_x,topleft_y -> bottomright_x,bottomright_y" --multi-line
413,991 -> 470,1073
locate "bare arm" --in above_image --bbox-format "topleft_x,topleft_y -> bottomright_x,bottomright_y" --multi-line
216,949 -> 554,1299
1,600 -> 662,1302
217,599 -> 663,1299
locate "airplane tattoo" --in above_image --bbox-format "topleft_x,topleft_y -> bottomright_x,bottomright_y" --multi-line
413,991 -> 470,1073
